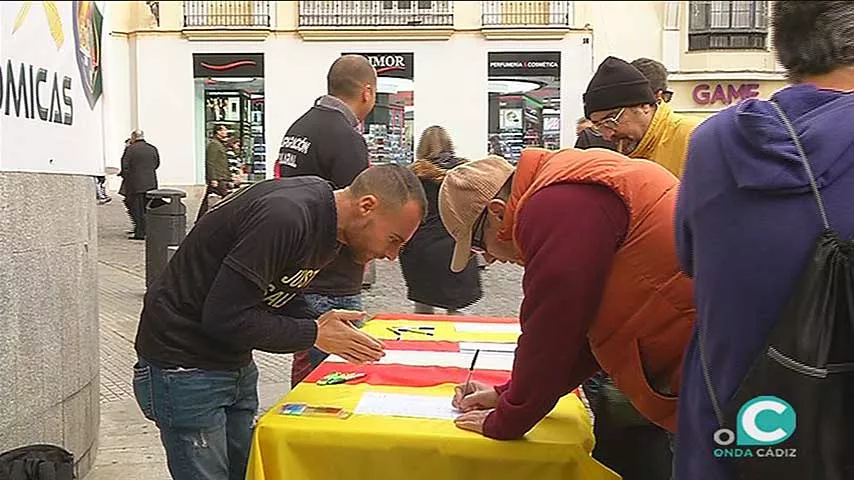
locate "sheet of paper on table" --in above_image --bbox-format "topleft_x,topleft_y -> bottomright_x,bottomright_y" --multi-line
326,350 -> 514,371
459,342 -> 517,353
454,322 -> 522,334
354,391 -> 462,420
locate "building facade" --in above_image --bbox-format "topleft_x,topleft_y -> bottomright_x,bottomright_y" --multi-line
106,1 -> 785,187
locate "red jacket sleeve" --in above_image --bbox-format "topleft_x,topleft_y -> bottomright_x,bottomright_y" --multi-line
482,183 -> 629,440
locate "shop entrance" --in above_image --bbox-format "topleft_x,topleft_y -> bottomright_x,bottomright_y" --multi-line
487,51 -> 561,164
193,53 -> 266,184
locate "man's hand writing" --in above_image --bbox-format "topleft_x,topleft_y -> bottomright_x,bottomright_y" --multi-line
452,380 -> 499,412
314,310 -> 384,364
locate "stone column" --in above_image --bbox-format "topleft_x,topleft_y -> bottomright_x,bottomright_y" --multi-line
0,172 -> 100,477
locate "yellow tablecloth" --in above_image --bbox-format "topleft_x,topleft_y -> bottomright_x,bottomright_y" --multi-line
246,315 -> 619,480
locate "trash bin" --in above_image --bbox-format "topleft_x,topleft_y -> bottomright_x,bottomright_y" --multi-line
145,188 -> 187,289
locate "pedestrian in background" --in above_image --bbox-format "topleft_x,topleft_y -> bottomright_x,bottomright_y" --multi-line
198,124 -> 232,221
584,56 -> 702,177
119,130 -> 159,240
630,57 -> 674,104
277,54 -> 377,385
94,174 -> 111,205
399,126 -> 482,315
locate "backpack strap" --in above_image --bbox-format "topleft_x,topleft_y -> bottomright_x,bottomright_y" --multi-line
696,99 -> 834,429
769,100 -> 832,231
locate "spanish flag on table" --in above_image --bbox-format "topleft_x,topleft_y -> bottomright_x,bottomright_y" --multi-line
247,314 -> 620,480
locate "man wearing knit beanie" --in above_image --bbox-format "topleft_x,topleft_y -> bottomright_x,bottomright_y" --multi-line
583,56 -> 702,178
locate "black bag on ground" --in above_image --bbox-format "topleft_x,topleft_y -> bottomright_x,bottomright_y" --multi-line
699,101 -> 854,480
0,444 -> 74,480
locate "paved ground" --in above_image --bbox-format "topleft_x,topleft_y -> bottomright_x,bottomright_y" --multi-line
85,191 -> 524,479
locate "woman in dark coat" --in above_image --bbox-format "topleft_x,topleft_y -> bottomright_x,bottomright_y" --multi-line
400,126 -> 483,314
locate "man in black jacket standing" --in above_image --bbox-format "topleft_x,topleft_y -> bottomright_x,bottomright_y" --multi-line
278,54 -> 378,384
119,129 -> 160,240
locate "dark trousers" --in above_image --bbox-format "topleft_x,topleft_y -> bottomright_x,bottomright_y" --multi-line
127,193 -> 147,238
197,183 -> 230,222
583,372 -> 674,480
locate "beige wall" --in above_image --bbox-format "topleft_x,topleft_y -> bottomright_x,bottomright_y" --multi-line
112,1 -> 793,131
577,1 -> 665,66
114,0 -> 783,76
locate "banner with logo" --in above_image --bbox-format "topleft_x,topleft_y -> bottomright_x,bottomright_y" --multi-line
0,1 -> 106,175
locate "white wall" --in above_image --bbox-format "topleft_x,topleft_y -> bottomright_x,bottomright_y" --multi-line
133,36 -> 198,186
122,32 -> 594,186
102,33 -> 131,171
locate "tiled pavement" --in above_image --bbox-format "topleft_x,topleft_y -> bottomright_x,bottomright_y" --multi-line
86,190 -> 525,479
87,195 -> 294,480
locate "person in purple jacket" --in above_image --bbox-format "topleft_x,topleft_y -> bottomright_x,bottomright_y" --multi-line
674,2 -> 854,479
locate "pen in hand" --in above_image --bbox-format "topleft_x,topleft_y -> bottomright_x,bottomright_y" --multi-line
461,349 -> 481,400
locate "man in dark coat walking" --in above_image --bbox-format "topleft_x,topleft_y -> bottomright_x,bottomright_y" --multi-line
119,129 -> 160,240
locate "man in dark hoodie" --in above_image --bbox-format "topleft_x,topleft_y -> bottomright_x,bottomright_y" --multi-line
277,55 -> 377,385
674,2 -> 854,478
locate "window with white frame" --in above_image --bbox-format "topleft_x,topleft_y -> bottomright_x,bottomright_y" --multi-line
688,1 -> 769,51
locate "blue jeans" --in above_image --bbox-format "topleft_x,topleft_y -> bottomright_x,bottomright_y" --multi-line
132,357 -> 259,480
301,293 -> 363,368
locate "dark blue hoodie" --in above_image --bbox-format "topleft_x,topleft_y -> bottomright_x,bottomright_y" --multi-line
674,84 -> 854,479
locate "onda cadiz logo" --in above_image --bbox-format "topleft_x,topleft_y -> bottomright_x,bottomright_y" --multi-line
713,396 -> 797,459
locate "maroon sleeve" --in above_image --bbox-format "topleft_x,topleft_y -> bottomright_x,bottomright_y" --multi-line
482,183 -> 629,440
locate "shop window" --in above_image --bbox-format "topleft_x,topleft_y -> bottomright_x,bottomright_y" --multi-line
345,53 -> 415,165
193,53 -> 266,184
487,52 -> 561,164
689,1 -> 769,51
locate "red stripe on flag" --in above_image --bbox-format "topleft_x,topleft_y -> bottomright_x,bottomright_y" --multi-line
305,363 -> 511,388
382,340 -> 460,352
370,313 -> 518,324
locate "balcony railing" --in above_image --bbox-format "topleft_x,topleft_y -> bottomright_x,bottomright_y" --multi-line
183,1 -> 271,28
299,1 -> 453,27
482,1 -> 573,27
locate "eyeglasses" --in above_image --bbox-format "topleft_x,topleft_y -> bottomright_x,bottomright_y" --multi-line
470,209 -> 488,254
662,90 -> 674,103
589,108 -> 625,136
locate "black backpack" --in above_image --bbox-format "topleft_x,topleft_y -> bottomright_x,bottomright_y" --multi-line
698,101 -> 854,479
0,445 -> 74,480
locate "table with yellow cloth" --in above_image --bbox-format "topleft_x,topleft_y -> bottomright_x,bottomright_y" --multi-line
247,313 -> 619,480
